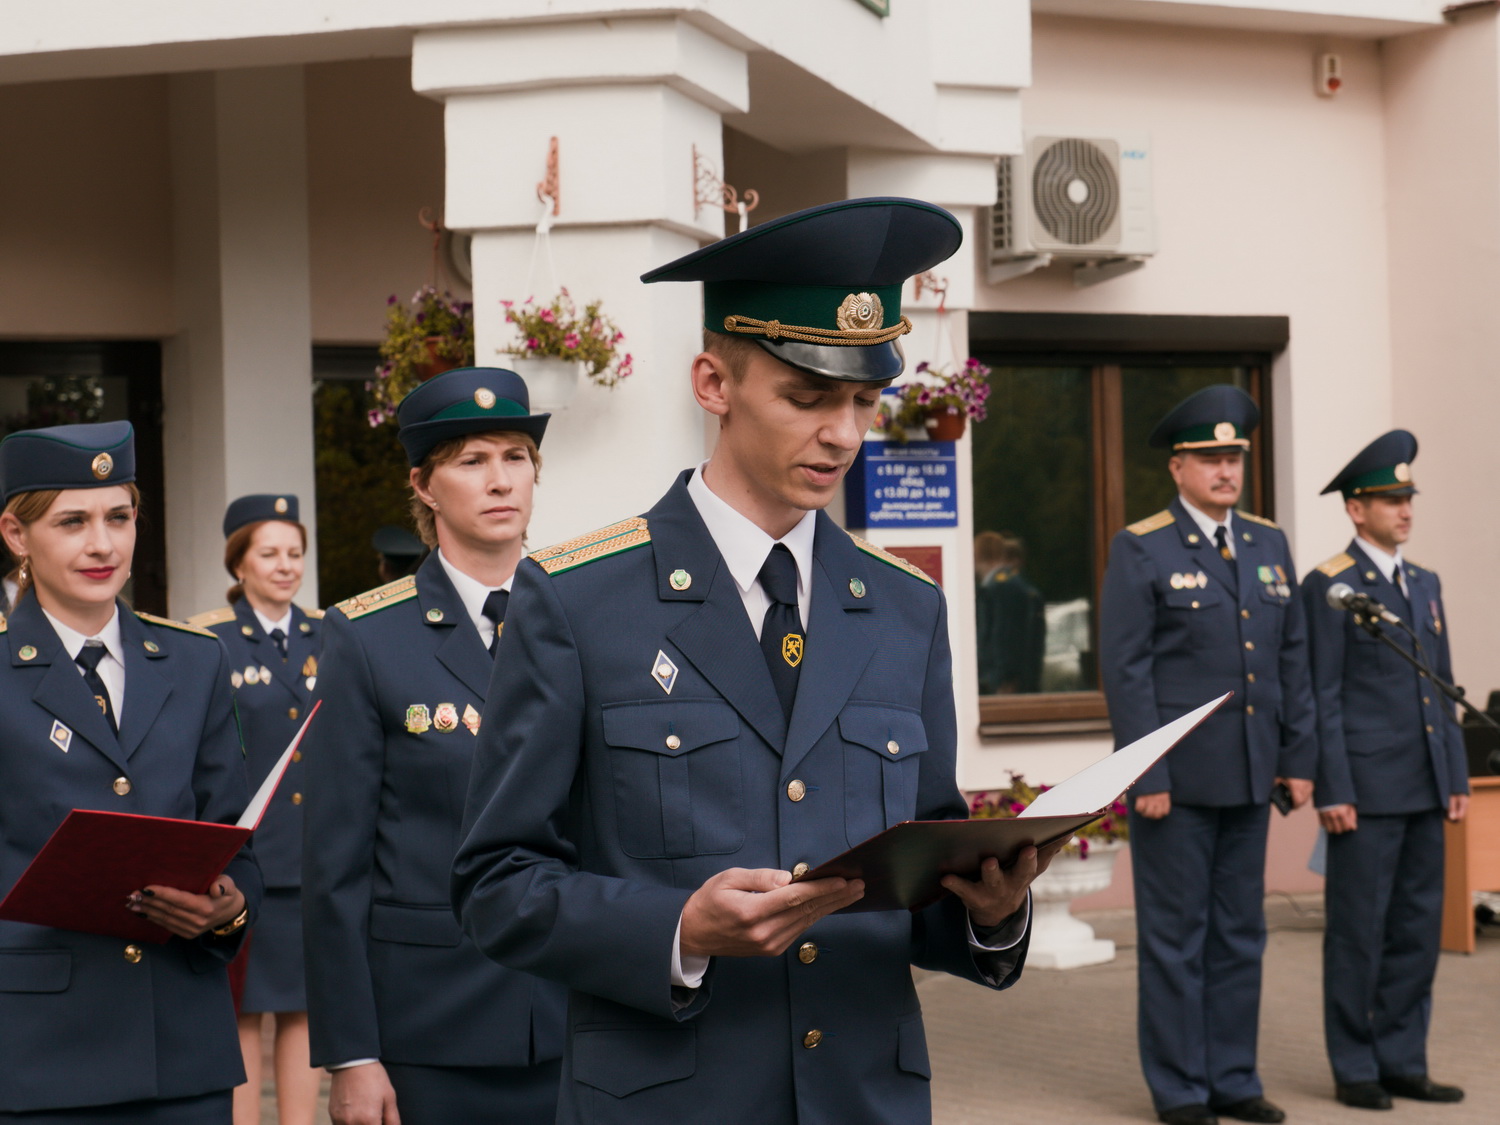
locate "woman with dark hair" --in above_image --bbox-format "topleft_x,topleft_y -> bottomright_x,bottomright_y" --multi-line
302,367 -> 565,1125
0,421 -> 261,1123
188,495 -> 323,1125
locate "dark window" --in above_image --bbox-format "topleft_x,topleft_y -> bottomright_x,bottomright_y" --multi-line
967,314 -> 1283,731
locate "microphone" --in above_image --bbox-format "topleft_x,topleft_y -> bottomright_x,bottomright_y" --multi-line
1326,582 -> 1404,627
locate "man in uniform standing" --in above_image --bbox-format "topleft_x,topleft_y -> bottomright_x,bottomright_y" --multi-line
1100,385 -> 1317,1125
1301,430 -> 1467,1111
453,198 -> 1060,1125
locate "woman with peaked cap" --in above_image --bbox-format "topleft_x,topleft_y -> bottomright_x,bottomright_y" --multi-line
0,422 -> 262,1124
187,495 -> 324,1125
302,367 -> 566,1125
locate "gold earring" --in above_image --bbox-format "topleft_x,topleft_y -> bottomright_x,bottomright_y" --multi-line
16,556 -> 28,584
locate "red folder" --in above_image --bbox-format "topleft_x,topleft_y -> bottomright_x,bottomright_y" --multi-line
0,702 -> 320,943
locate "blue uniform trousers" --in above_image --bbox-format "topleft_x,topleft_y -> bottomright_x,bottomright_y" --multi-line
384,1060 -> 562,1125
1131,802 -> 1269,1112
0,1092 -> 230,1124
1323,810 -> 1444,1083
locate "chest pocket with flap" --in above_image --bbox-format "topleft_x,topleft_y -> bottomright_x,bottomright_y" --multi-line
602,699 -> 742,859
840,704 -> 929,847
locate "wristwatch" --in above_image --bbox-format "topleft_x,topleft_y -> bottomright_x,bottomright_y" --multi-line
211,905 -> 249,937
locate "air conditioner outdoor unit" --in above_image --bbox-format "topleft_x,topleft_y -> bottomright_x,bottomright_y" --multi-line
988,132 -> 1155,287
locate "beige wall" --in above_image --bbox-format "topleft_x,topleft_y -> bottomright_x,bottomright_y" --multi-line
0,76 -> 173,338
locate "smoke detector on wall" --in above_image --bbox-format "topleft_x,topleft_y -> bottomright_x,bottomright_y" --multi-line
986,132 -> 1156,288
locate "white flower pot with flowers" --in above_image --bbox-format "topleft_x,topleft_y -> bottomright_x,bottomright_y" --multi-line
500,290 -> 633,411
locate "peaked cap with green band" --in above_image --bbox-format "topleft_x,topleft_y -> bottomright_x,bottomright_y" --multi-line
396,366 -> 549,466
0,420 -> 135,503
641,197 -> 963,382
1148,384 -> 1260,452
1322,429 -> 1418,499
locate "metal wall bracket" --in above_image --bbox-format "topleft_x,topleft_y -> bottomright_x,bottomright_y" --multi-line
987,254 -> 1053,285
693,144 -> 759,230
1072,256 -> 1148,289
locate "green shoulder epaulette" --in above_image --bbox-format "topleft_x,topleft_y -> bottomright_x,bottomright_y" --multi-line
1316,552 -> 1356,578
1126,510 -> 1174,536
531,517 -> 651,576
1405,559 -> 1427,574
304,607 -> 326,619
136,610 -> 216,638
1239,511 -> 1280,530
186,606 -> 236,629
335,576 -> 418,620
848,533 -> 937,586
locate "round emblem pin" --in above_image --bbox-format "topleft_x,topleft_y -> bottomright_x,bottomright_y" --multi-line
475,388 -> 497,410
669,569 -> 692,591
274,497 -> 289,514
241,625 -> 254,636
18,645 -> 37,661
91,452 -> 113,480
143,641 -> 159,654
836,292 -> 884,331
1394,462 -> 1411,483
426,608 -> 444,623
848,577 -> 866,599
1213,422 -> 1236,443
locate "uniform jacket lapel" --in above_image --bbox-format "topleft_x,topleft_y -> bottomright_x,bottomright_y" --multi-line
115,608 -> 171,760
781,514 -> 876,777
651,476 -> 788,753
10,594 -> 126,770
419,554 -> 493,700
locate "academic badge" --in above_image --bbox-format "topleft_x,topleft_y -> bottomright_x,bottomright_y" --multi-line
462,704 -> 482,735
49,721 -> 71,754
305,676 -> 317,692
302,655 -> 318,677
259,665 -> 272,685
782,634 -> 804,668
1197,571 -> 1208,589
651,650 -> 679,695
231,671 -> 244,689
405,704 -> 431,734
433,703 -> 459,733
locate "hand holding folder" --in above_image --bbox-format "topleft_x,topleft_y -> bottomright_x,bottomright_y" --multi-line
0,702 -> 321,943
796,693 -> 1230,913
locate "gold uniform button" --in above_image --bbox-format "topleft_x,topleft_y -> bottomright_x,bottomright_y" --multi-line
288,707 -> 299,720
665,735 -> 682,751
112,777 -> 131,796
1191,601 -> 1200,609
886,740 -> 899,755
787,779 -> 807,802
1240,609 -> 1250,619
1245,705 -> 1255,716
291,792 -> 303,805
791,862 -> 810,879
1247,673 -> 1256,684
123,944 -> 143,964
798,941 -> 818,964
1244,641 -> 1255,651
1423,697 -> 1431,706
292,751 -> 302,763
803,1030 -> 823,1049
1426,725 -> 1434,733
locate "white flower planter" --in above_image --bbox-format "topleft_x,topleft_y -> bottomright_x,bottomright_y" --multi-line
506,355 -> 585,411
1026,841 -> 1122,970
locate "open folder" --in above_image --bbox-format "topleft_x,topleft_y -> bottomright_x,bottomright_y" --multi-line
796,692 -> 1231,914
0,702 -> 321,943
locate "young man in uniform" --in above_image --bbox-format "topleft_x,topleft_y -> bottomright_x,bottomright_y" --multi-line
1099,385 -> 1317,1125
453,198 -> 1060,1125
1301,430 -> 1467,1111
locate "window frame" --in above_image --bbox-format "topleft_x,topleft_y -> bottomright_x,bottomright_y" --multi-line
966,313 -> 1287,732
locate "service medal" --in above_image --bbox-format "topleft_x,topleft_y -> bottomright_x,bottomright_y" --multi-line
1183,573 -> 1198,589
433,703 -> 459,733
462,704 -> 481,735
1170,573 -> 1185,590
244,666 -> 260,685
405,704 -> 431,734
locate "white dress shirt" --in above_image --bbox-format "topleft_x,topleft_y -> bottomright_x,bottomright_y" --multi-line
252,606 -> 293,644
43,606 -> 126,722
1353,536 -> 1406,596
438,550 -> 515,649
670,465 -> 1027,995
1179,496 -> 1236,560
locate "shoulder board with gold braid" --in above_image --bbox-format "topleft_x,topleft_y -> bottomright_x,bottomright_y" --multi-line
136,610 -> 216,638
304,607 -> 326,619
1316,552 -> 1356,578
1126,510 -> 1174,537
0,613 -> 7,634
847,533 -> 937,586
1238,511 -> 1280,530
186,606 -> 236,629
335,576 -> 418,620
531,517 -> 651,576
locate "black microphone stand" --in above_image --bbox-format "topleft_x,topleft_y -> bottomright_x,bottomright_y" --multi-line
1350,611 -> 1500,772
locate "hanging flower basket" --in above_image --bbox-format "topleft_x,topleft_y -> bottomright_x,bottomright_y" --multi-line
508,355 -> 586,412
876,358 -> 992,443
925,409 -> 967,441
367,287 -> 475,427
500,289 -> 633,405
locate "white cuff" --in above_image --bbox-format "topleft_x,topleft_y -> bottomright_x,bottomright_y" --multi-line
327,1058 -> 379,1071
671,913 -> 710,989
967,891 -> 1030,952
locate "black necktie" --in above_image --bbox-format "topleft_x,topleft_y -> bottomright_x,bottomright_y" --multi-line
1213,526 -> 1238,595
76,641 -> 118,735
483,589 -> 509,657
758,545 -> 804,722
269,627 -> 288,660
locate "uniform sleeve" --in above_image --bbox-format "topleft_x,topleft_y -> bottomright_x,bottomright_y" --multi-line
1273,539 -> 1317,780
1431,575 -> 1470,798
1301,569 -> 1356,807
1099,532 -> 1168,791
452,561 -> 699,1021
302,610 -> 389,1066
908,590 -> 1027,989
189,637 -> 263,963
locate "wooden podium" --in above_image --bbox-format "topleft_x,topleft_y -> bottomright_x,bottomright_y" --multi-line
1442,775 -> 1500,954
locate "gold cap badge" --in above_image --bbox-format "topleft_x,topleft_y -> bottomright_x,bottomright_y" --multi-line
91,452 -> 113,480
1394,462 -> 1411,482
1213,422 -> 1236,442
836,293 -> 884,331
274,497 -> 289,514
475,388 -> 496,409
